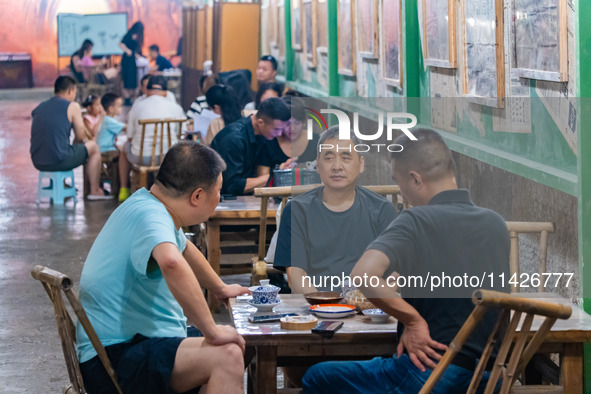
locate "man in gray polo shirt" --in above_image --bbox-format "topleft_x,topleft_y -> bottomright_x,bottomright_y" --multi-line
303,129 -> 510,393
274,127 -> 398,292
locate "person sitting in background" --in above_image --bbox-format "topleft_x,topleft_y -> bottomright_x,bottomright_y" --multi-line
118,75 -> 186,202
203,84 -> 242,145
96,93 -> 125,154
186,74 -> 219,119
81,95 -> 104,140
244,81 -> 284,111
303,129 -> 510,393
256,55 -> 278,85
273,127 -> 397,293
134,74 -> 176,105
70,39 -> 93,83
77,141 -> 247,393
210,97 -> 290,196
148,44 -> 173,73
30,76 -> 110,200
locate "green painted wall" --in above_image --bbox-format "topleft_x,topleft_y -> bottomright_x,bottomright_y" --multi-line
278,0 -> 578,197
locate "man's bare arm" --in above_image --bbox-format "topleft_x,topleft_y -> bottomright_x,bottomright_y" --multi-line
68,102 -> 91,143
182,241 -> 248,303
351,249 -> 447,371
244,174 -> 269,194
153,242 -> 244,351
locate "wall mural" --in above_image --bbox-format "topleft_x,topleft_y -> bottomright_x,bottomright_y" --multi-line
0,0 -> 182,87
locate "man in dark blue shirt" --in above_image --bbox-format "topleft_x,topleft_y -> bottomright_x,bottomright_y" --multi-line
149,45 -> 173,72
210,98 -> 290,195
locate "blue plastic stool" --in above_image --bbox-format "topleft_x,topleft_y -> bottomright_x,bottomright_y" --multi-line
37,171 -> 78,205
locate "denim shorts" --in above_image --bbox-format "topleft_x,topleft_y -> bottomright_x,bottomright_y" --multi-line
80,327 -> 202,394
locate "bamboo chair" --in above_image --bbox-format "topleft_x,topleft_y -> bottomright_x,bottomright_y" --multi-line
131,118 -> 186,190
419,289 -> 572,394
505,222 -> 555,292
31,265 -> 122,394
251,184 -> 403,285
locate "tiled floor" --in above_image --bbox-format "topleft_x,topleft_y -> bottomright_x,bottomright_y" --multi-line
0,97 -> 255,393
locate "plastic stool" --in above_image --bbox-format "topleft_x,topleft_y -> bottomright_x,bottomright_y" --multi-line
37,171 -> 78,205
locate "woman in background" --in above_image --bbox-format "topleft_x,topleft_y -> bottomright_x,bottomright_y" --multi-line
244,81 -> 284,111
203,84 -> 242,145
119,22 -> 144,104
70,39 -> 94,83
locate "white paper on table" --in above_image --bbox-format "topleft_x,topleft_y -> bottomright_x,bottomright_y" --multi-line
193,109 -> 221,134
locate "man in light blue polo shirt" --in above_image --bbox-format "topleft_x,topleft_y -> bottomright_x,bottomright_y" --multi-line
77,141 -> 248,394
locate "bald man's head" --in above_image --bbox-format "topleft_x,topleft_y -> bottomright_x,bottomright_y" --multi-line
391,128 -> 455,182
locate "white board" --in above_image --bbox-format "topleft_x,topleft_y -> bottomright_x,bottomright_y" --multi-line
57,13 -> 128,57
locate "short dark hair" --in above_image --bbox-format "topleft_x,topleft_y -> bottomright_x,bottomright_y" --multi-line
282,95 -> 305,122
100,93 -> 120,111
259,55 -> 278,70
391,128 -> 455,182
54,75 -> 77,94
256,97 -> 290,122
317,125 -> 362,158
255,82 -> 284,109
149,44 -> 159,53
147,75 -> 167,91
155,141 -> 227,197
140,74 -> 151,85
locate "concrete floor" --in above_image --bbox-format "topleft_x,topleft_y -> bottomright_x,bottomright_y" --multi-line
0,97 -> 252,393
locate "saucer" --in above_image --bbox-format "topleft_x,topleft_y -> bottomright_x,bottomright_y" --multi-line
247,299 -> 282,312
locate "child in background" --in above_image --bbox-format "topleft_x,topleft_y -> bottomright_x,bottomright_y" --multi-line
82,95 -> 104,140
97,93 -> 125,154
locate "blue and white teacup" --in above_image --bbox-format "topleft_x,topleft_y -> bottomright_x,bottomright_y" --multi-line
249,279 -> 281,304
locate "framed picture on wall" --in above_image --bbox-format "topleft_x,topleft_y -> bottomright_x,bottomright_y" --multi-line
292,0 -> 303,51
303,0 -> 317,67
422,0 -> 457,68
317,0 -> 328,49
261,0 -> 278,54
513,0 -> 567,82
461,0 -> 505,108
277,1 -> 286,58
338,0 -> 356,75
357,0 -> 379,58
381,0 -> 403,87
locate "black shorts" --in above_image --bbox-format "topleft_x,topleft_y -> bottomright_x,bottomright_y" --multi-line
80,327 -> 203,394
34,144 -> 88,172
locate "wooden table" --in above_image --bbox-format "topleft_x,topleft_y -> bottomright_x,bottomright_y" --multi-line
229,294 -> 591,394
205,196 -> 277,310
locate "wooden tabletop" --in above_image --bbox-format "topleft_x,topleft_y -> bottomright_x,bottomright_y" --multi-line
515,292 -> 591,342
210,196 -> 278,219
230,293 -> 591,343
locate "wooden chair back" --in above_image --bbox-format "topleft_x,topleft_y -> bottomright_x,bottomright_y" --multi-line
251,185 -> 403,280
505,222 -> 555,292
31,265 -> 122,394
132,118 -> 186,189
420,289 -> 572,394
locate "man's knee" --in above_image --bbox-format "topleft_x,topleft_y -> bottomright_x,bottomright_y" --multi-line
85,140 -> 99,156
220,343 -> 244,369
302,362 -> 331,393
